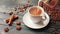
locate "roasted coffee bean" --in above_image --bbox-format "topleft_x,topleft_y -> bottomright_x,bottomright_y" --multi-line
9,12 -> 13,15
16,22 -> 21,25
16,26 -> 21,31
4,27 -> 9,32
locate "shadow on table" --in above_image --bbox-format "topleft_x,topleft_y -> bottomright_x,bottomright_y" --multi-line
27,22 -> 51,32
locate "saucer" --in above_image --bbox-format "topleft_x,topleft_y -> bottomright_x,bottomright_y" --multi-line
23,12 -> 50,29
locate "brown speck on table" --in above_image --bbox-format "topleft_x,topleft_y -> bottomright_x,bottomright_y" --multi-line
4,27 -> 9,32
4,18 -> 9,23
14,6 -> 18,11
52,32 -> 56,34
16,26 -> 21,31
27,0 -> 30,3
9,11 -> 13,15
50,20 -> 56,24
49,28 -> 56,31
3,12 -> 6,14
16,22 -> 21,25
18,6 -> 25,12
16,11 -> 20,15
58,32 -> 60,34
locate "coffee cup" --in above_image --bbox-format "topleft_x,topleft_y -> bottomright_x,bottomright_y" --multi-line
28,6 -> 46,23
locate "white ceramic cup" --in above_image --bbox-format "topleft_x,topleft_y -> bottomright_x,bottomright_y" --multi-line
28,6 -> 46,23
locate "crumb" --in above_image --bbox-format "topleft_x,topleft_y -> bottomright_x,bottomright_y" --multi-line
3,12 -> 6,14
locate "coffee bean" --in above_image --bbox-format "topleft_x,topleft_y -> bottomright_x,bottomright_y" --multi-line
9,12 -> 14,15
16,26 -> 21,31
52,32 -> 56,34
58,32 -> 60,34
16,22 -> 21,25
4,27 -> 9,32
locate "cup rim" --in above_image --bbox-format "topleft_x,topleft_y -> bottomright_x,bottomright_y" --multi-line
28,6 -> 44,17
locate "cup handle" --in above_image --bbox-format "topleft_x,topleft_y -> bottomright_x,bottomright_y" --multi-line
41,15 -> 46,21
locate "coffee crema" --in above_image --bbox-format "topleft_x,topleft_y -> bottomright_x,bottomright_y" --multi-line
29,7 -> 42,16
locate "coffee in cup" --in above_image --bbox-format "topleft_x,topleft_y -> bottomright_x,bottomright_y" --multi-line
29,6 -> 42,16
28,6 -> 46,23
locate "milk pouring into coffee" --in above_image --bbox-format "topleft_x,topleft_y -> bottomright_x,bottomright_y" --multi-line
28,6 -> 46,23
